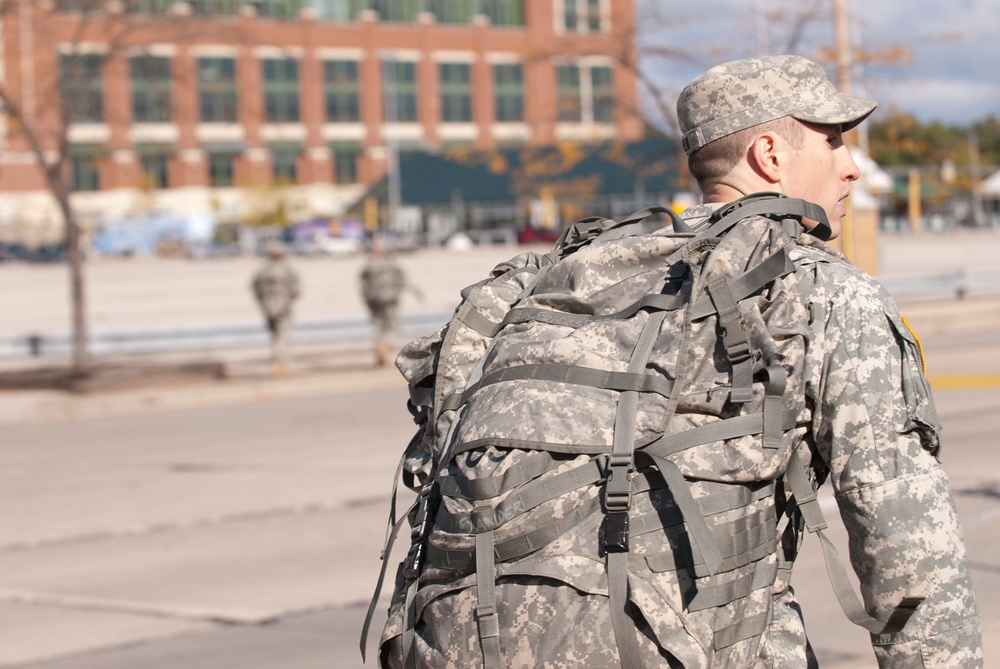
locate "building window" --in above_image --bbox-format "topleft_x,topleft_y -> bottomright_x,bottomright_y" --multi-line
53,0 -> 104,12
70,149 -> 100,191
208,152 -> 237,187
561,0 -> 603,33
323,60 -> 360,122
426,0 -> 471,23
187,0 -> 239,14
439,62 -> 471,123
270,144 -> 299,183
382,60 -> 418,123
198,57 -> 237,122
492,63 -> 523,122
263,58 -> 300,123
479,0 -> 523,26
556,64 -> 581,122
311,0 -> 364,20
138,148 -> 171,189
591,65 -> 614,123
131,55 -> 172,123
251,0 -> 300,17
61,54 -> 104,123
331,142 -> 361,183
368,0 -> 420,21
125,0 -> 174,13
556,62 -> 614,124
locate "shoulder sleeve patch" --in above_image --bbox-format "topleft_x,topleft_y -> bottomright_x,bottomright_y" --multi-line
900,316 -> 926,374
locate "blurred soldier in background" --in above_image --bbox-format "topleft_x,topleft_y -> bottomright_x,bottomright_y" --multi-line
251,242 -> 301,376
360,241 -> 420,366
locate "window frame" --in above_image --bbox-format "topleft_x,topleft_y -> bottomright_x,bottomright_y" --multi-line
382,60 -> 418,123
438,62 -> 472,123
61,54 -> 105,124
492,62 -> 524,123
130,54 -> 173,124
262,57 -> 301,123
197,57 -> 238,123
323,59 -> 361,123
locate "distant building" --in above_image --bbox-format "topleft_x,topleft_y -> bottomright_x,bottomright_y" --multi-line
0,0 -> 643,247
351,137 -> 681,245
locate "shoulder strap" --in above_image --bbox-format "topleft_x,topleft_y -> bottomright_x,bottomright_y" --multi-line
552,206 -> 691,258
707,193 -> 831,240
783,444 -> 924,635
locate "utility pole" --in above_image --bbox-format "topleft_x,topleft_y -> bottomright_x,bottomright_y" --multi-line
833,0 -> 851,94
831,0 -> 880,274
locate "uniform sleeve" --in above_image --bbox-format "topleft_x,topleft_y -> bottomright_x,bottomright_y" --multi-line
809,273 -> 983,668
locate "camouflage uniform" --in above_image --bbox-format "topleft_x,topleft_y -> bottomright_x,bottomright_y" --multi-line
360,255 -> 407,365
681,204 -> 983,668
374,55 -> 983,669
251,248 -> 300,370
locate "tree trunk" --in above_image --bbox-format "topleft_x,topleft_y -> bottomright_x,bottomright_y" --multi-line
59,196 -> 89,374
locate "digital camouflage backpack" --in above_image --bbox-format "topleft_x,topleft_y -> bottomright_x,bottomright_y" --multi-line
362,195 -> 922,668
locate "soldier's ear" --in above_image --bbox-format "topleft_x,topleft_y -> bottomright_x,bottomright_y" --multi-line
748,133 -> 781,184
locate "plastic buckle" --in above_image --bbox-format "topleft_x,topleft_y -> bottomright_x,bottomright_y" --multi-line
402,541 -> 425,579
722,326 -> 751,361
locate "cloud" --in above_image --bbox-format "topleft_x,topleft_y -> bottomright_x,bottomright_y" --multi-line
636,0 -> 1000,125
870,77 -> 1000,125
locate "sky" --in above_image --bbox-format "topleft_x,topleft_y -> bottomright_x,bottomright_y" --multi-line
636,0 -> 1000,128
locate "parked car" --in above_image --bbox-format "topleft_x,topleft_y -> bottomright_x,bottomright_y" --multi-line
517,225 -> 564,245
289,233 -> 362,257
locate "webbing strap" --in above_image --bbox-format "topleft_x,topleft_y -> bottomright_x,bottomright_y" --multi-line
427,497 -> 601,570
761,365 -> 788,450
688,557 -> 778,613
706,277 -> 753,404
689,247 -> 795,320
642,451 -> 724,576
627,480 -> 773,532
645,526 -> 776,577
714,612 -> 770,650
438,451 -> 556,501
442,363 -> 675,413
642,409 -> 800,461
475,529 -> 502,669
607,550 -> 645,669
784,446 -> 924,635
360,511 -> 410,661
360,444 -> 420,661
458,290 -> 687,340
401,577 -> 420,669
437,459 -> 604,534
666,197 -> 823,267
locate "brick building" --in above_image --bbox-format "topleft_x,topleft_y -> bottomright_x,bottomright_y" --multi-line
0,0 -> 643,246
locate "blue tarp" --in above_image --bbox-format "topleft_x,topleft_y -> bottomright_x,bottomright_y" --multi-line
92,213 -> 213,256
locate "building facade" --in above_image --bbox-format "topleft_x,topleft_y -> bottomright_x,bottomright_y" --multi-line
0,0 -> 641,246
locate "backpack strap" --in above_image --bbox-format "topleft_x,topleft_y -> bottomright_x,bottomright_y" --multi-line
667,195 -> 829,268
603,308 -> 668,669
783,444 -> 925,635
553,206 -> 691,259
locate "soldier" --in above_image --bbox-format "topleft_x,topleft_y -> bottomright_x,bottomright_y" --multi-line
675,55 -> 982,667
251,241 -> 300,376
359,241 -> 419,366
374,55 -> 983,669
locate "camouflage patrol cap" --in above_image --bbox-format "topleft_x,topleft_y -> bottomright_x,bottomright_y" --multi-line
677,55 -> 877,155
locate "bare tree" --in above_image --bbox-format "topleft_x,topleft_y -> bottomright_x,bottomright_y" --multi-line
0,0 -> 225,374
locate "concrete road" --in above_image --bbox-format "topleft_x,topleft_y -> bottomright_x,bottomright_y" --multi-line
1,335 -> 998,669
